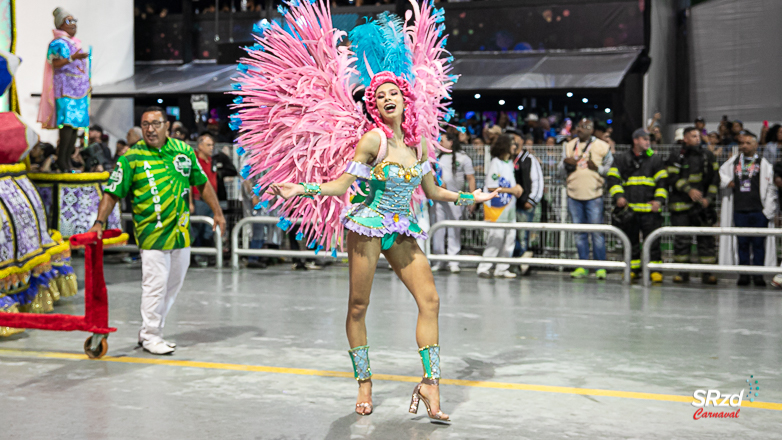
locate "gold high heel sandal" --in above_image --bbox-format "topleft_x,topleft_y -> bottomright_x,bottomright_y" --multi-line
409,377 -> 450,422
355,379 -> 373,416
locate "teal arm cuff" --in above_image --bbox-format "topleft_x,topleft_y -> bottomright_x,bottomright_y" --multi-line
298,183 -> 321,199
454,191 -> 475,206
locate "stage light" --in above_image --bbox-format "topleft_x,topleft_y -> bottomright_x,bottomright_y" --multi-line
605,108 -> 611,113
474,94 -> 481,99
499,100 -> 505,105
566,92 -> 573,98
518,105 -> 524,110
607,119 -> 613,124
157,99 -> 163,104
582,98 -> 588,103
594,105 -> 598,109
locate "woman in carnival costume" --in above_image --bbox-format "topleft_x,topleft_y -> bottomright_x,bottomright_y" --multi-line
37,7 -> 91,173
233,0 -> 498,421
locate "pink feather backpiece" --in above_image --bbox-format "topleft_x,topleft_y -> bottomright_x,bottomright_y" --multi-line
232,0 -> 366,252
406,0 -> 457,161
231,0 -> 456,251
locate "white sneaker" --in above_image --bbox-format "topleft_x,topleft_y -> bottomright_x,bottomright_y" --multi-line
138,331 -> 176,349
520,251 -> 533,275
477,271 -> 492,279
494,270 -> 517,279
142,339 -> 175,355
449,265 -> 461,274
305,261 -> 323,270
772,274 -> 782,288
431,263 -> 443,272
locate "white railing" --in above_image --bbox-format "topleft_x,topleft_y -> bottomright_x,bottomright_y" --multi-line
230,217 -> 384,269
109,213 -> 222,267
231,217 -> 632,283
427,221 -> 632,284
641,226 -> 782,287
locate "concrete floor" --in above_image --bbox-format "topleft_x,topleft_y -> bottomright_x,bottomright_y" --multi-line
1,259 -> 781,439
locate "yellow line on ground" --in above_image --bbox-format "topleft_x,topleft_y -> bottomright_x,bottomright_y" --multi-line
1,348 -> 779,411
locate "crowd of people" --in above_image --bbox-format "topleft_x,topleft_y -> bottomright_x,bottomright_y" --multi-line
29,125 -> 116,173
436,113 -> 782,287
29,107 -> 782,288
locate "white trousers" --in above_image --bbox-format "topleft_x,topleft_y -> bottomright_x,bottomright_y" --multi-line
432,201 -> 463,268
477,219 -> 516,275
139,248 -> 191,343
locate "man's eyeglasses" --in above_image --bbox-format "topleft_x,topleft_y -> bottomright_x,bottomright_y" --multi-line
64,18 -> 78,25
141,121 -> 165,129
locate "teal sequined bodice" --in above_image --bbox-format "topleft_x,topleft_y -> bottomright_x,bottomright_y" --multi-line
364,162 -> 426,216
341,160 -> 432,240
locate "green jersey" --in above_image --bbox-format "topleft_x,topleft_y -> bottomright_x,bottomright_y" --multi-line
105,137 -> 208,250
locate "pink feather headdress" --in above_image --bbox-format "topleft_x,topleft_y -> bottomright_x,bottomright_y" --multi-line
364,71 -> 421,152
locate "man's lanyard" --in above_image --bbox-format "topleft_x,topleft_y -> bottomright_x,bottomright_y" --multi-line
573,137 -> 594,159
574,137 -> 595,170
735,153 -> 758,179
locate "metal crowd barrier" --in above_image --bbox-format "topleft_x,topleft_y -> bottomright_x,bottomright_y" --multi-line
230,217 -> 388,270
108,213 -> 223,267
231,217 -> 633,284
426,221 -> 633,284
641,227 -> 782,287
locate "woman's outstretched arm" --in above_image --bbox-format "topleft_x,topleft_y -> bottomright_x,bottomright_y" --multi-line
420,173 -> 499,204
269,131 -> 381,199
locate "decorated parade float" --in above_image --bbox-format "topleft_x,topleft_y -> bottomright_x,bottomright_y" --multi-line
0,51 -> 124,337
0,113 -> 78,336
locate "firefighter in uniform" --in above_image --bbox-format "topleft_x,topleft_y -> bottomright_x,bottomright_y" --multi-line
607,129 -> 668,283
666,127 -> 720,284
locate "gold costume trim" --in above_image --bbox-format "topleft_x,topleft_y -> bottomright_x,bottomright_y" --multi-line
0,163 -> 26,174
0,253 -> 51,282
46,241 -> 70,257
18,285 -> 54,314
28,171 -> 110,182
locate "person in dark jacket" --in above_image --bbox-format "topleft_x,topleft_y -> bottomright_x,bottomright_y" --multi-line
666,127 -> 720,284
606,129 -> 667,283
212,144 -> 238,206
510,130 -> 544,274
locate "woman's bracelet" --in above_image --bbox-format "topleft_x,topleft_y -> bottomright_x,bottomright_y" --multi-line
298,183 -> 322,199
454,191 -> 475,206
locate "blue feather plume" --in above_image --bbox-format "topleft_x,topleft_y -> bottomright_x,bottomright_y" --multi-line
349,12 -> 413,88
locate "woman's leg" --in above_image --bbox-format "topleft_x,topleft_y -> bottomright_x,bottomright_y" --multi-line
57,126 -> 76,172
383,235 -> 448,419
346,231 -> 382,414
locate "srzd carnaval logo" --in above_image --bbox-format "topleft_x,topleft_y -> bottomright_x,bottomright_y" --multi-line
690,375 -> 759,420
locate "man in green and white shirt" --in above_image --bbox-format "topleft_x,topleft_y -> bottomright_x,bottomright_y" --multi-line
90,106 -> 226,355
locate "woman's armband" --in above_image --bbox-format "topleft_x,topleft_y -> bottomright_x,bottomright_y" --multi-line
454,191 -> 475,206
345,161 -> 371,180
298,183 -> 322,199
